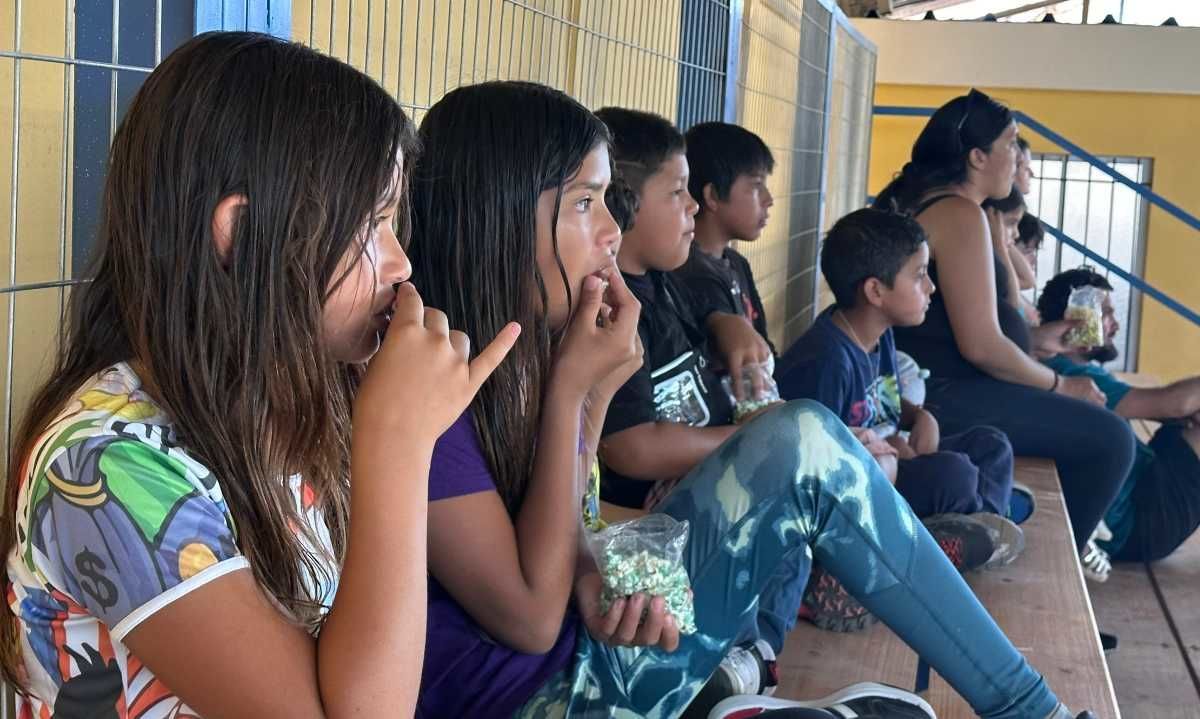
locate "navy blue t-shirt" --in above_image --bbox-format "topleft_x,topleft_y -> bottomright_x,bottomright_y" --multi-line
777,307 -> 902,436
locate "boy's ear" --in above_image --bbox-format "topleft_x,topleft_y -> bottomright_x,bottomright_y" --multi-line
861,277 -> 888,308
702,183 -> 722,213
211,194 -> 248,268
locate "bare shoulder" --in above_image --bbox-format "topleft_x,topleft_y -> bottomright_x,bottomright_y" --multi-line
916,195 -> 988,254
918,194 -> 986,225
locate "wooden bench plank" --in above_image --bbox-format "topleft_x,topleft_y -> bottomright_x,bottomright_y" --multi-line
776,458 -> 1121,718
1090,561 -> 1199,718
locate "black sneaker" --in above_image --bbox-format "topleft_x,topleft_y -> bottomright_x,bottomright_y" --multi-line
708,682 -> 935,718
682,640 -> 779,719
922,513 -> 996,572
1100,631 -> 1119,653
799,563 -> 877,634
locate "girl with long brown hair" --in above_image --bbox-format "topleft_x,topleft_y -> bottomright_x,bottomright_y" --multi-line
1,32 -> 516,717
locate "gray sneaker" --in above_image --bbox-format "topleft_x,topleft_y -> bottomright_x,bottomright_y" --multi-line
925,512 -> 1024,570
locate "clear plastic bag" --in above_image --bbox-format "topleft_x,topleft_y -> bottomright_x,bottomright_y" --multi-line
721,361 -> 781,423
1064,286 -> 1105,348
585,514 -> 697,634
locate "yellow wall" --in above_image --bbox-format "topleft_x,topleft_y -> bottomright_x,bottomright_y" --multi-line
869,83 -> 1200,382
291,0 -> 682,124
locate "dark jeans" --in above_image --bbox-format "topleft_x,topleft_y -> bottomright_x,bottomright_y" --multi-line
896,426 -> 1014,518
1113,422 -> 1200,562
924,376 -> 1136,551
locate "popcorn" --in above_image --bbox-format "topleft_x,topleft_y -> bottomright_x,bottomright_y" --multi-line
587,514 -> 697,635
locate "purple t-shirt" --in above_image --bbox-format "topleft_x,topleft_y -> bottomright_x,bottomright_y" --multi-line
417,411 -> 579,718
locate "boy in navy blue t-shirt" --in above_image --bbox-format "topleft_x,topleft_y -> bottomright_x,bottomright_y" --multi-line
779,209 -> 1025,550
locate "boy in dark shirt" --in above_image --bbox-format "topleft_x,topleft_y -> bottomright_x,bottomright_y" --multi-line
674,122 -> 776,354
778,209 -> 1026,558
594,108 -> 749,511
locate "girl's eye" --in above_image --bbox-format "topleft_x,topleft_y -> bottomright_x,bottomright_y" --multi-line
575,197 -> 593,211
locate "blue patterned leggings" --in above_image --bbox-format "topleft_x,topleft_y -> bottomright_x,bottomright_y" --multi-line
518,401 -> 1060,719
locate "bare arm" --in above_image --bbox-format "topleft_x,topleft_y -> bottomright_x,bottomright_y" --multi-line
427,389 -> 586,654
600,422 -> 738,482
427,270 -> 641,655
1114,376 -> 1200,421
986,208 -> 1023,310
1008,243 -> 1038,292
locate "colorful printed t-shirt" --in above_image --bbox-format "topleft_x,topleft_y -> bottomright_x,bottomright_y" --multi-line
777,306 -> 903,437
6,363 -> 336,718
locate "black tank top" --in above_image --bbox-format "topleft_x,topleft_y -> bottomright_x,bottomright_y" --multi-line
894,194 -> 1032,380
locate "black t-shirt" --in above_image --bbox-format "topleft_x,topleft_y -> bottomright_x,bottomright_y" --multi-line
601,270 -> 734,507
674,244 -> 775,355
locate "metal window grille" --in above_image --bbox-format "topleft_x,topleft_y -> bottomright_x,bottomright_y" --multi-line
1027,153 -> 1151,371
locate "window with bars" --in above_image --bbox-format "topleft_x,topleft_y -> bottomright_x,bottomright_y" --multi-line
1025,153 -> 1151,371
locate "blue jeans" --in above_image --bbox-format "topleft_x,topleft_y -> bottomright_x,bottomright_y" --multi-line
518,401 -> 1060,719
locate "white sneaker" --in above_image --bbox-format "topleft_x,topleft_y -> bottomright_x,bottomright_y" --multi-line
712,639 -> 777,696
1081,540 -> 1112,583
708,682 -> 936,719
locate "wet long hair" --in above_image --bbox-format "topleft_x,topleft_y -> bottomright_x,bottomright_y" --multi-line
874,89 -> 1013,212
1,32 -> 417,683
408,82 -> 609,513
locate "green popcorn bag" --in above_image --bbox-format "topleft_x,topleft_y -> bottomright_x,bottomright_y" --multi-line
721,361 -> 780,423
1064,285 -> 1105,349
586,513 -> 697,634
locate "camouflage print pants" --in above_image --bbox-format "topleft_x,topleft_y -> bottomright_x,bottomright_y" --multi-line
517,401 -> 1059,719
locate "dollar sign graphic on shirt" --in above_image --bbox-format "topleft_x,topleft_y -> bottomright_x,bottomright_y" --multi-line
75,549 -> 118,611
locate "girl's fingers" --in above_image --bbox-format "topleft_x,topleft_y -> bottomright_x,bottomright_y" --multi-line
423,307 -> 450,338
391,282 -> 425,327
599,597 -> 625,641
604,267 -> 641,326
574,274 -> 606,328
636,596 -> 666,647
468,323 -> 521,392
659,614 -> 681,652
614,593 -> 644,645
449,329 -> 470,361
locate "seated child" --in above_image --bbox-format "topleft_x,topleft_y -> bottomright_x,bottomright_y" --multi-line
673,122 -> 776,355
1039,268 -> 1200,570
778,208 -> 1029,559
982,188 -> 1041,324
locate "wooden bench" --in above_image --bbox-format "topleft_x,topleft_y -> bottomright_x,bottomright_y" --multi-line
775,458 -> 1122,718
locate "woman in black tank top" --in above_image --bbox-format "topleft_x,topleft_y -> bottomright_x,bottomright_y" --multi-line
873,89 -> 1134,554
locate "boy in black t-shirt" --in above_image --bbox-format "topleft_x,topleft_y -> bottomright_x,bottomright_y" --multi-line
594,107 -> 752,511
674,122 -> 776,355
